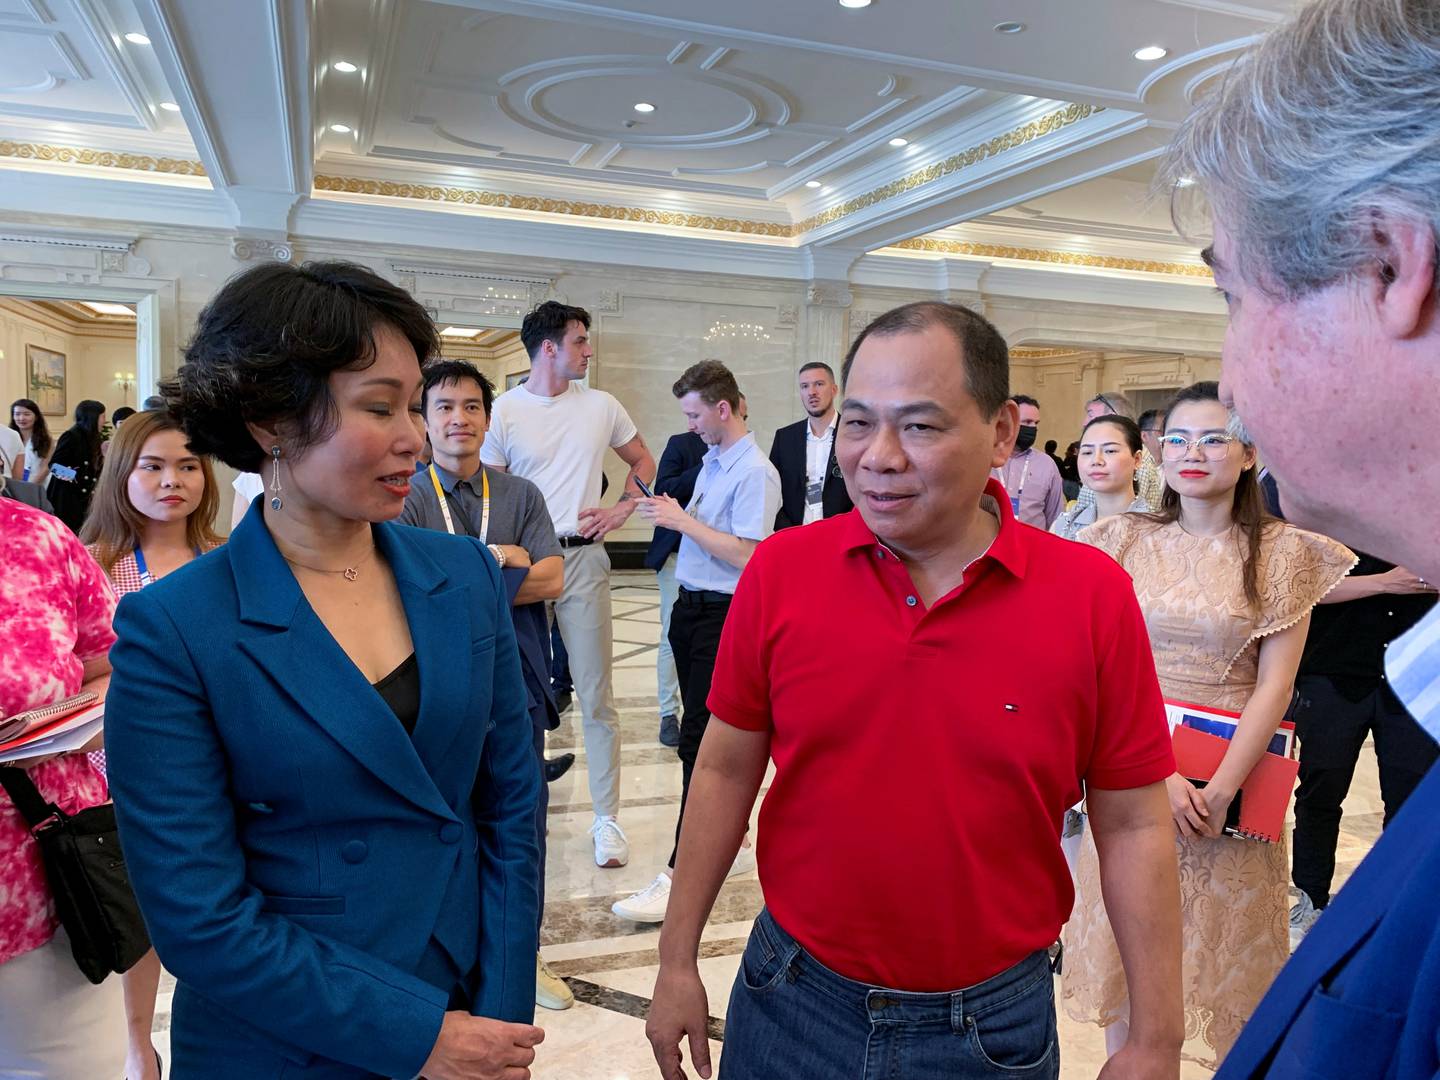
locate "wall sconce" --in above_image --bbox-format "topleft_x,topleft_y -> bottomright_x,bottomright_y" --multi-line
115,371 -> 136,405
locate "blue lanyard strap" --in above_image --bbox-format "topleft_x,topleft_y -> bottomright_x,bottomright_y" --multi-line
133,544 -> 202,587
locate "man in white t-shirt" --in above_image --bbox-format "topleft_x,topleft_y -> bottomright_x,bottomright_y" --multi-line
482,301 -> 656,868
0,426 -> 25,482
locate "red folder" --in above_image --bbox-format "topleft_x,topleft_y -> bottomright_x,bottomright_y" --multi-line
1171,724 -> 1299,843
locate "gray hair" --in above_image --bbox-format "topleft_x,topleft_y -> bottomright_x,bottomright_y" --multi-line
1161,0 -> 1440,296
1087,392 -> 1135,419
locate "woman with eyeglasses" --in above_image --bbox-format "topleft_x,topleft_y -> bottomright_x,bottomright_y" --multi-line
1050,414 -> 1152,541
1060,381 -> 1356,1069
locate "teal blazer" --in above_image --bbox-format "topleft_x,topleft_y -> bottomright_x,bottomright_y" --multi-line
105,500 -> 539,1078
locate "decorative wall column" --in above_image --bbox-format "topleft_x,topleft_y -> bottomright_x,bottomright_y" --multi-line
802,279 -> 853,370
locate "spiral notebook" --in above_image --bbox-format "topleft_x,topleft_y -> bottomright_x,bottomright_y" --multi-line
0,692 -> 99,743
1171,724 -> 1299,843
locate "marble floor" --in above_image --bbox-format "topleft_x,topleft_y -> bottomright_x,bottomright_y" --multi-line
146,570 -> 1389,1079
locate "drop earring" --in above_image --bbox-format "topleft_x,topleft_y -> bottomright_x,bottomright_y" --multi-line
269,445 -> 284,511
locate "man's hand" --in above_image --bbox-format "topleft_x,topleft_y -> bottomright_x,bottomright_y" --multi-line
419,1012 -> 544,1080
647,964 -> 713,1080
576,501 -> 633,540
495,544 -> 532,570
1096,1041 -> 1180,1080
636,495 -> 691,533
1379,567 -> 1440,594
1163,773 -> 1208,838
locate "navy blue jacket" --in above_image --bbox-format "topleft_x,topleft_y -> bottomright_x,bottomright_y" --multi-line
644,431 -> 707,570
1216,759 -> 1440,1079
105,502 -> 540,1078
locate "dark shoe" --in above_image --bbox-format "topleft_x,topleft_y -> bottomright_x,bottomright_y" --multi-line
658,714 -> 680,748
545,752 -> 575,782
553,690 -> 573,715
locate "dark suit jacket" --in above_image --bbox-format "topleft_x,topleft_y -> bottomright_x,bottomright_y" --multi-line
105,501 -> 540,1078
769,417 -> 852,530
1215,759 -> 1440,1080
644,431 -> 707,570
0,477 -> 54,514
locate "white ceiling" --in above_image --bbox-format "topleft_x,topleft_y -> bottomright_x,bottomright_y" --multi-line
0,0 -> 1286,276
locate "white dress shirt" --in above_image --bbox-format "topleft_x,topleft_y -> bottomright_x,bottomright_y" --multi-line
803,416 -> 837,526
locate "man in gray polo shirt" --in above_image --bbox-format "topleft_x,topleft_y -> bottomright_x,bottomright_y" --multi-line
612,360 -> 781,923
398,359 -> 570,1012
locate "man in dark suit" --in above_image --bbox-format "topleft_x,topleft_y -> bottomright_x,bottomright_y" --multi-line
769,362 -> 852,529
0,475 -> 55,514
1167,1 -> 1440,1076
645,428 -> 707,749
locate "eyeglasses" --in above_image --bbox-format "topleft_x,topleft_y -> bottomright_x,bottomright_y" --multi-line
1158,433 -> 1238,460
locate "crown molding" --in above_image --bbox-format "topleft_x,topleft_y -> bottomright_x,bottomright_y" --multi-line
0,140 -> 207,177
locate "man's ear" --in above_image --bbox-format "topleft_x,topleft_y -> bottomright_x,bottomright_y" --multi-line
992,401 -> 1020,469
1372,214 -> 1436,340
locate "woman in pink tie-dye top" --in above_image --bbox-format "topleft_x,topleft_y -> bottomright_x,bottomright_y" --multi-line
0,493 -> 127,1077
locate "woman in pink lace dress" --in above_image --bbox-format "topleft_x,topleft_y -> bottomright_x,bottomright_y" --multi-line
0,495 -> 126,1077
80,408 -> 223,1080
1061,382 -> 1355,1068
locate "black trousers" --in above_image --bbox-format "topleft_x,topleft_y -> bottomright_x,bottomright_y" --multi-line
1291,673 -> 1438,907
666,591 -> 731,869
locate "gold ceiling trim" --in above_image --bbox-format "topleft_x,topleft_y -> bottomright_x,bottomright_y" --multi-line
1010,346 -> 1087,359
0,140 -> 206,176
793,102 -> 1103,235
893,236 -> 1213,278
313,176 -> 793,238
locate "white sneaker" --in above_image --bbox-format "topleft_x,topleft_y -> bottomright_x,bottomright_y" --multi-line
536,953 -> 574,1011
591,815 -> 629,868
727,842 -> 757,879
612,872 -> 672,923
1289,890 -> 1320,949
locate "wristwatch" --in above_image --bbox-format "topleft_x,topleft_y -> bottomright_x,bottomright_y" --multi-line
487,543 -> 507,569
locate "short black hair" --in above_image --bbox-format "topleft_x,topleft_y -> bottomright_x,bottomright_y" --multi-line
521,300 -> 591,360
799,361 -> 835,380
1012,394 -> 1040,409
673,360 -> 741,409
1044,439 -> 1058,454
422,359 -> 495,417
164,260 -> 438,472
141,395 -> 166,411
111,406 -> 137,426
1137,408 -> 1166,432
843,302 -> 1010,417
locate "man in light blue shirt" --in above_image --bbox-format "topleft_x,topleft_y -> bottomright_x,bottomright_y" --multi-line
613,361 -> 781,923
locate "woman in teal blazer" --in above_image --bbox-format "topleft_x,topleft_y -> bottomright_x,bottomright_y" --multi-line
105,261 -> 544,1079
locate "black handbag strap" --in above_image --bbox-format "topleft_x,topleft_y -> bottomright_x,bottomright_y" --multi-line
0,766 -> 62,830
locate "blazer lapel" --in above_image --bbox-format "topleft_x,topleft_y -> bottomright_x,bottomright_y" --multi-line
229,506 -> 453,819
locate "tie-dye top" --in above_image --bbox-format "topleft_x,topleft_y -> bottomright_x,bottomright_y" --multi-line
0,498 -> 116,964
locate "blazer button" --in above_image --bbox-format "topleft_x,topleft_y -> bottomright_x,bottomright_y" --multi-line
439,822 -> 463,844
341,840 -> 368,864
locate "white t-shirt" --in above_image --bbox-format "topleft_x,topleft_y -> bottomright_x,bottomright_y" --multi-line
233,472 -> 264,501
0,427 -> 22,480
480,382 -> 638,537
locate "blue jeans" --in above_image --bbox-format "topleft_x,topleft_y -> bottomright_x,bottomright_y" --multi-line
721,909 -> 1059,1080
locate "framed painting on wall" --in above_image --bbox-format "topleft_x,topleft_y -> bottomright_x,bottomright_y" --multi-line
505,369 -> 530,390
25,345 -> 66,416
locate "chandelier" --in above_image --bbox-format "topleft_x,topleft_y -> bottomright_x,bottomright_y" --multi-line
703,319 -> 771,343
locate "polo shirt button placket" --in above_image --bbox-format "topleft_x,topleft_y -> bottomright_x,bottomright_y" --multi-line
905,595 -> 918,608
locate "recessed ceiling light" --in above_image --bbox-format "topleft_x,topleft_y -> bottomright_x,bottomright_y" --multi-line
332,60 -> 358,73
838,0 -> 873,8
1133,45 -> 1168,61
993,21 -> 1026,34
158,101 -> 180,112
439,327 -> 482,339
888,137 -> 909,147
123,32 -> 150,45
329,123 -> 352,133
82,302 -> 136,317
805,180 -> 822,189
633,102 -> 656,113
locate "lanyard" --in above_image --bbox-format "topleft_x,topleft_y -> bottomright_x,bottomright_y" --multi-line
133,544 -> 201,587
429,464 -> 489,541
995,453 -> 1032,499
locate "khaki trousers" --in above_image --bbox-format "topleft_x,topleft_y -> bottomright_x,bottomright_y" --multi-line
554,544 -> 622,818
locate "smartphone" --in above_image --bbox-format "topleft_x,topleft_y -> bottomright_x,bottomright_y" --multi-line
635,476 -> 654,498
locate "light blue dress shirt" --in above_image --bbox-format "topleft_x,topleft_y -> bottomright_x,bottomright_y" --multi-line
1386,603 -> 1440,742
675,432 -> 782,594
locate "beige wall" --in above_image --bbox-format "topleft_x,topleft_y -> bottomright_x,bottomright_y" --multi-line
0,301 -> 139,426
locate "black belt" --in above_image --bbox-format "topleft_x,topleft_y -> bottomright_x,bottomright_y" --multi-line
677,586 -> 733,605
557,536 -> 594,548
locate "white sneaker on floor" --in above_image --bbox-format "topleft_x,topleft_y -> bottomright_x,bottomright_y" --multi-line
536,953 -> 574,1011
590,815 -> 629,868
612,872 -> 672,923
727,842 -> 757,879
1289,890 -> 1320,949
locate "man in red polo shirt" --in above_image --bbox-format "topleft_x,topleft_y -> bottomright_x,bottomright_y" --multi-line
647,301 -> 1183,1080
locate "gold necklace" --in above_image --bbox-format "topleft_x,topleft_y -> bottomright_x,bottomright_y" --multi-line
282,546 -> 376,582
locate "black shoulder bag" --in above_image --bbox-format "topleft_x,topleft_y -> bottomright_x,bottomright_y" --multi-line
0,766 -> 150,983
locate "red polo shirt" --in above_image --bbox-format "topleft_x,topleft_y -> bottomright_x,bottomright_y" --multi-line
709,478 -> 1172,991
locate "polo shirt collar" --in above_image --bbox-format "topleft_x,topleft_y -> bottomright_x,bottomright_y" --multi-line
837,476 -> 1029,579
429,460 -> 484,495
704,431 -> 758,473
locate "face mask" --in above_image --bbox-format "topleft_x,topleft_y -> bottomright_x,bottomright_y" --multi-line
1014,426 -> 1038,452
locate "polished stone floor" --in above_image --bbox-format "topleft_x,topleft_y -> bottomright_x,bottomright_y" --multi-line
146,571 -> 1388,1079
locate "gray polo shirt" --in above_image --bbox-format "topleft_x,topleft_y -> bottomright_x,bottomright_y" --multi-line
400,462 -> 561,561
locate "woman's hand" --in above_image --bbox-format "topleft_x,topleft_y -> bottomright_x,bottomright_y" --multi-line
1164,773 -> 1209,838
419,1012 -> 544,1080
1196,784 -> 1236,839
